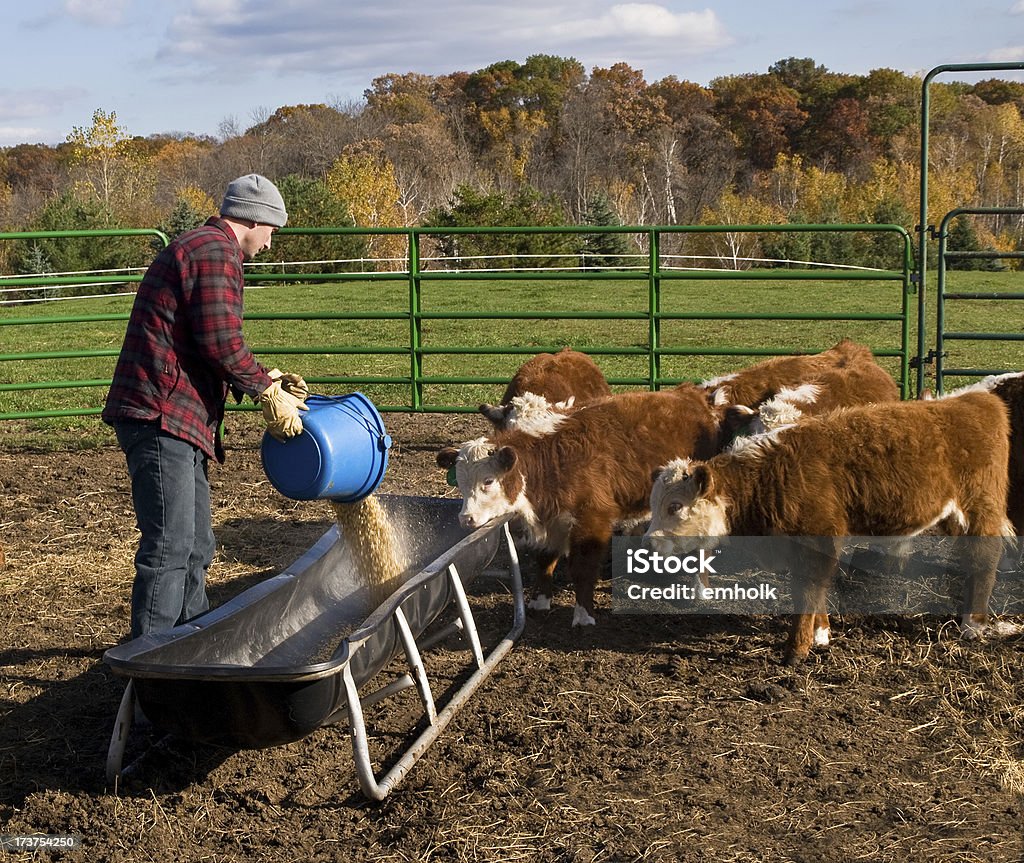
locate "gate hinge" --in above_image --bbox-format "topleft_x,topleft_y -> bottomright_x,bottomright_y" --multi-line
910,350 -> 944,370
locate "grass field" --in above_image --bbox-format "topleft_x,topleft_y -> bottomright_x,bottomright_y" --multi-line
0,268 -> 1021,447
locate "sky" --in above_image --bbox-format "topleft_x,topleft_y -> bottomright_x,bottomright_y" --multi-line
2,0 -> 1024,148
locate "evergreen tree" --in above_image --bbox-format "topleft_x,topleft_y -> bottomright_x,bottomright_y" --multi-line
946,215 -> 1001,271
582,193 -> 631,269
13,190 -> 151,290
272,174 -> 367,274
425,185 -> 576,269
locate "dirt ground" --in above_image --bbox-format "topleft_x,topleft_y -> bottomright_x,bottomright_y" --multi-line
1,411 -> 1023,863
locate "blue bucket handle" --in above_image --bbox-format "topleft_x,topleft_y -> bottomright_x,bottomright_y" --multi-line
305,393 -> 392,450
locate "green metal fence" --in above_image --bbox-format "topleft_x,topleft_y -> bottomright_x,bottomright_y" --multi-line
919,61 -> 1024,394
0,223 -> 914,421
934,206 -> 1024,393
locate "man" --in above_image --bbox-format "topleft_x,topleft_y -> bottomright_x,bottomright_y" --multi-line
103,173 -> 307,639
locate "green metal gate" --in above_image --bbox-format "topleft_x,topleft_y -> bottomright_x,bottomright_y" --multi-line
919,62 -> 1024,395
934,206 -> 1024,393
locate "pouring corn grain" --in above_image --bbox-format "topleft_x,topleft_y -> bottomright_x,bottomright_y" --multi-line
330,496 -> 407,609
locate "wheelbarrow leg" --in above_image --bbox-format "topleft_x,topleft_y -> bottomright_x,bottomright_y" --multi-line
106,680 -> 135,788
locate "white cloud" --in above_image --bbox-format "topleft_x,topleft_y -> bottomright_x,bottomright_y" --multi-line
0,126 -> 50,146
64,0 -> 131,26
1012,1 -> 1024,13
157,1 -> 732,83
0,88 -> 87,120
572,4 -> 727,42
987,45 -> 1024,60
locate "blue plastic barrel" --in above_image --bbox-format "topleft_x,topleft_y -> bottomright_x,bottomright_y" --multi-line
260,393 -> 393,503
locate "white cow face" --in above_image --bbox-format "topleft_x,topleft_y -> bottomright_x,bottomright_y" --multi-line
478,393 -> 573,436
644,458 -> 730,554
436,438 -> 521,529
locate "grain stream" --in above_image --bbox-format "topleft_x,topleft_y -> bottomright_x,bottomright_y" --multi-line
330,495 -> 408,610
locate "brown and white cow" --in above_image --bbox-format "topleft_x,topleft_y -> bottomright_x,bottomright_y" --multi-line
645,391 -> 1016,665
945,372 -> 1024,536
479,347 -> 611,435
438,388 -> 724,626
699,338 -> 884,409
747,355 -> 900,433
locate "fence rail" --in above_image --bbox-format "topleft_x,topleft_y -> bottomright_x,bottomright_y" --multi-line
0,223 -> 913,420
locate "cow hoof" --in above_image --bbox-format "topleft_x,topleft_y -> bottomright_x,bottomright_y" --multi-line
813,626 -> 831,648
962,619 -> 1022,639
571,605 -> 596,627
528,595 -> 552,611
782,651 -> 806,667
960,622 -> 982,641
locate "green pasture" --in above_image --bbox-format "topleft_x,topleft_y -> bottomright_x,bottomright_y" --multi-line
1,269 -> 1021,448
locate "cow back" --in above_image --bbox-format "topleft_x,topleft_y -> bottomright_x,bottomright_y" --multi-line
501,347 -> 611,406
502,388 -> 719,525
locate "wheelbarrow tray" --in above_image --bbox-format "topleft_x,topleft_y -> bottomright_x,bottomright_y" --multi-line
103,495 -> 507,749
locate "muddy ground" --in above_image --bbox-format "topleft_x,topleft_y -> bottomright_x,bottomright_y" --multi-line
1,411 -> 1023,863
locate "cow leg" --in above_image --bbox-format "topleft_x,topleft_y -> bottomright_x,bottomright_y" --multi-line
784,539 -> 839,665
527,549 -> 561,611
960,530 -> 1020,637
813,613 -> 831,647
567,528 -> 612,627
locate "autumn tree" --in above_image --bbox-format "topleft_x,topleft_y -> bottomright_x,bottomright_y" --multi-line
326,142 -> 405,269
853,68 -> 920,161
151,137 -> 215,213
243,104 -> 357,179
711,73 -> 808,171
65,109 -> 154,223
694,188 -> 784,269
365,73 -> 475,221
460,60 -> 547,189
458,56 -> 585,191
649,76 -> 734,225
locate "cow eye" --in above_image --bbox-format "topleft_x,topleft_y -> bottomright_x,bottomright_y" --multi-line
482,478 -> 495,489
667,502 -> 682,516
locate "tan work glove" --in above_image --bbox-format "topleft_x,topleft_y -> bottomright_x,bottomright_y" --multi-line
258,380 -> 309,441
267,368 -> 309,401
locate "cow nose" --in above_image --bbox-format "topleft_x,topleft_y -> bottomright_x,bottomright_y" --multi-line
459,513 -> 477,529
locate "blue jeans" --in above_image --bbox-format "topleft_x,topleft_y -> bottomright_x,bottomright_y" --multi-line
114,421 -> 213,638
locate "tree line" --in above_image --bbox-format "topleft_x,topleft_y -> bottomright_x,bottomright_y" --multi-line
2,55 -> 1023,277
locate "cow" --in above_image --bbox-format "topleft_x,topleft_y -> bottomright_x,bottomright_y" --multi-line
746,356 -> 900,434
944,372 -> 1024,536
645,391 -> 1016,666
699,338 -> 885,411
437,388 -> 724,626
478,347 -> 611,435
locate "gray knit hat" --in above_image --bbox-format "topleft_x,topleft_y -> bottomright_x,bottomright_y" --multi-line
220,173 -> 288,227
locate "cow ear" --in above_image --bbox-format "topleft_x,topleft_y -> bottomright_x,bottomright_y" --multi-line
722,404 -> 756,436
689,464 -> 712,495
436,447 -> 459,469
479,403 -> 510,425
495,445 -> 518,472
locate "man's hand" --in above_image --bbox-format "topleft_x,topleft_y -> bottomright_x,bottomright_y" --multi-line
258,380 -> 309,440
267,368 -> 309,400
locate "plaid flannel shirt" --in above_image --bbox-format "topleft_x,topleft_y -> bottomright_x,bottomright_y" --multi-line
102,218 -> 273,461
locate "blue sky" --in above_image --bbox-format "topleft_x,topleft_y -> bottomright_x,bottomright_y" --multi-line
2,0 -> 1024,148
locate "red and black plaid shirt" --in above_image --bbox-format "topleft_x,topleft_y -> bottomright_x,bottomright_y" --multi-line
102,218 -> 272,461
